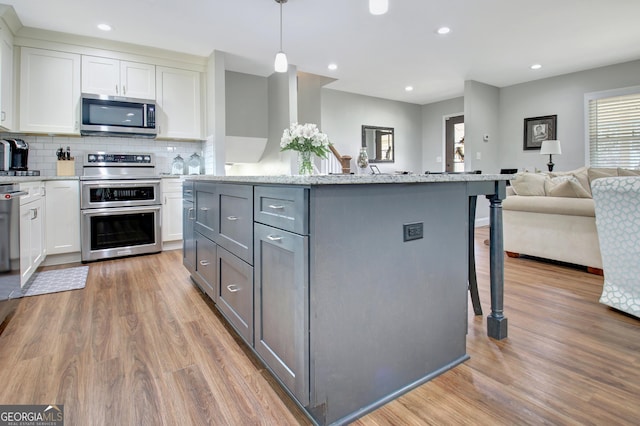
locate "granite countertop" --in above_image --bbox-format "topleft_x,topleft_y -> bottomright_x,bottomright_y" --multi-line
184,173 -> 512,185
0,175 -> 80,184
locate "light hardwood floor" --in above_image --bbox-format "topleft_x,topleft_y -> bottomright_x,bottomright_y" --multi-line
0,227 -> 638,425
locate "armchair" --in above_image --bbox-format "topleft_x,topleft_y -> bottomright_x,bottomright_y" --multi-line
591,177 -> 640,318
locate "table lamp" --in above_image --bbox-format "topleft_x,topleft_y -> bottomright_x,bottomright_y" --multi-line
540,140 -> 561,171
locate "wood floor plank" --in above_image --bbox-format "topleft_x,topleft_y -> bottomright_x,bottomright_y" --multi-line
0,230 -> 638,425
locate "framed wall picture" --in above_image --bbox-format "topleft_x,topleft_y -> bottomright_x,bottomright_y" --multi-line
523,115 -> 557,150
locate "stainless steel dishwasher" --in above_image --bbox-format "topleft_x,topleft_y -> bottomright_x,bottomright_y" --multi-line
0,184 -> 26,330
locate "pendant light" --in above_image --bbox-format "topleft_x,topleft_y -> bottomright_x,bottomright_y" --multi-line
274,0 -> 288,73
369,0 -> 388,15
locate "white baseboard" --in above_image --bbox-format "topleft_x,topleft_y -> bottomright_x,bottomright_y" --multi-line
475,217 -> 490,228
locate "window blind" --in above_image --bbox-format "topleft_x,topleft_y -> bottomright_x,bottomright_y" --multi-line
588,92 -> 640,168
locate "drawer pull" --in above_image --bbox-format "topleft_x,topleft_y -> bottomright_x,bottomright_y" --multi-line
267,235 -> 283,242
200,207 -> 210,211
188,207 -> 195,220
268,204 -> 285,210
227,215 -> 238,221
199,260 -> 211,266
226,284 -> 240,293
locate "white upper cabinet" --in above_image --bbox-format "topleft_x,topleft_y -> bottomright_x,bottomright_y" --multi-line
81,55 -> 155,99
19,47 -> 81,134
156,66 -> 202,140
0,23 -> 13,131
121,61 -> 156,99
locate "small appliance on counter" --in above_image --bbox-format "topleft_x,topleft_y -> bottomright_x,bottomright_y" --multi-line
0,139 -> 40,176
0,140 -> 9,171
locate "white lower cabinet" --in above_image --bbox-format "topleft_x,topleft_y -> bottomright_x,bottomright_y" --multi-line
45,180 -> 80,254
19,182 -> 46,286
162,178 -> 183,242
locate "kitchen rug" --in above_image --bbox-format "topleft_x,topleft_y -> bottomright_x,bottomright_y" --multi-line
21,266 -> 89,297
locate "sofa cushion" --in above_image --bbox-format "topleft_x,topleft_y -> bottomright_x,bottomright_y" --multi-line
545,175 -> 592,198
511,172 -> 547,196
618,168 -> 640,176
588,168 -> 618,184
549,166 -> 591,195
503,195 -> 595,217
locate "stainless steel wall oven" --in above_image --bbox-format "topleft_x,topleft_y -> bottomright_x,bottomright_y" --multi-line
80,153 -> 162,262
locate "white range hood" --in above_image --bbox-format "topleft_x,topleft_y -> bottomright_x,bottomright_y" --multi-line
225,136 -> 268,163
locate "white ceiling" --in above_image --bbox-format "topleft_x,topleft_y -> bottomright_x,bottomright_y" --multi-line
4,0 -> 640,105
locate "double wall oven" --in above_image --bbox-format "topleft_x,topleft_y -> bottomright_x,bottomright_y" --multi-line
80,153 -> 162,262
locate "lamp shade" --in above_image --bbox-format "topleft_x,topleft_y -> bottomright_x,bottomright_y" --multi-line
540,140 -> 562,155
369,0 -> 389,15
274,51 -> 288,73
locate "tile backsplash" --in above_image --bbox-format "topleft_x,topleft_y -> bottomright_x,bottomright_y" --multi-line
1,133 -> 205,176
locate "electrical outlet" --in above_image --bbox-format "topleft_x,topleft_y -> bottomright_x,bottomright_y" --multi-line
403,222 -> 423,242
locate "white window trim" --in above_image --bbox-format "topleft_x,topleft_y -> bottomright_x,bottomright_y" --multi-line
584,85 -> 640,166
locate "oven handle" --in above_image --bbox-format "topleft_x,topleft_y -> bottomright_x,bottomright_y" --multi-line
81,205 -> 162,216
81,180 -> 161,188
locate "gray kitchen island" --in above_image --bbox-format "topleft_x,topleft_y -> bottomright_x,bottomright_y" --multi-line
182,174 -> 508,426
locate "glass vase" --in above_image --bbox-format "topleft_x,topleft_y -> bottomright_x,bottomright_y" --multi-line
357,147 -> 369,169
298,150 -> 314,175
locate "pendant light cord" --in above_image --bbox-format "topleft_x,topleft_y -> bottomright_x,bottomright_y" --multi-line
279,0 -> 283,51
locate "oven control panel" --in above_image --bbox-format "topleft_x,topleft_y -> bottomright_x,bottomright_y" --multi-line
85,153 -> 154,166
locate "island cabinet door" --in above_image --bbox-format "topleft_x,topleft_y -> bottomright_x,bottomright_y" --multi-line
254,222 -> 309,406
182,198 -> 196,274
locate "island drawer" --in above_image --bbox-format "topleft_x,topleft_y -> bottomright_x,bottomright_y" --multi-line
194,232 -> 217,301
194,182 -> 218,241
254,186 -> 308,235
217,246 -> 254,346
217,184 -> 253,265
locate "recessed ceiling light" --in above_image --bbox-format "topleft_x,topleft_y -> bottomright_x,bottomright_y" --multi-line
436,27 -> 451,35
405,86 -> 414,92
530,63 -> 542,70
97,23 -> 112,31
328,63 -> 338,71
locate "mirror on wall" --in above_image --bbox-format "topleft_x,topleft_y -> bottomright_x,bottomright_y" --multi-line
362,125 -> 394,163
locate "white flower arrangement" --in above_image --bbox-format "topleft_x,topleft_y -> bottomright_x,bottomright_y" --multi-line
280,123 -> 331,158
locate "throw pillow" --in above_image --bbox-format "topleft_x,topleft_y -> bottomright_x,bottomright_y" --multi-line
511,172 -> 547,196
545,176 -> 592,198
549,166 -> 592,196
618,168 -> 640,176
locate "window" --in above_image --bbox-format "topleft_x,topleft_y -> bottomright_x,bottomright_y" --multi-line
587,87 -> 640,168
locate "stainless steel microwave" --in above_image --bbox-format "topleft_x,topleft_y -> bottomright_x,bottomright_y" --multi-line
80,93 -> 157,138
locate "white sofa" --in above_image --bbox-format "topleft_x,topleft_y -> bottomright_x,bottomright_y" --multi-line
503,167 -> 640,273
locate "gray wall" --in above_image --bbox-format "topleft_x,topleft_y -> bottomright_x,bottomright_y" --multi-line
464,81 -> 501,175
421,97 -> 464,173
321,89 -> 423,174
498,59 -> 640,172
225,71 -> 268,138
